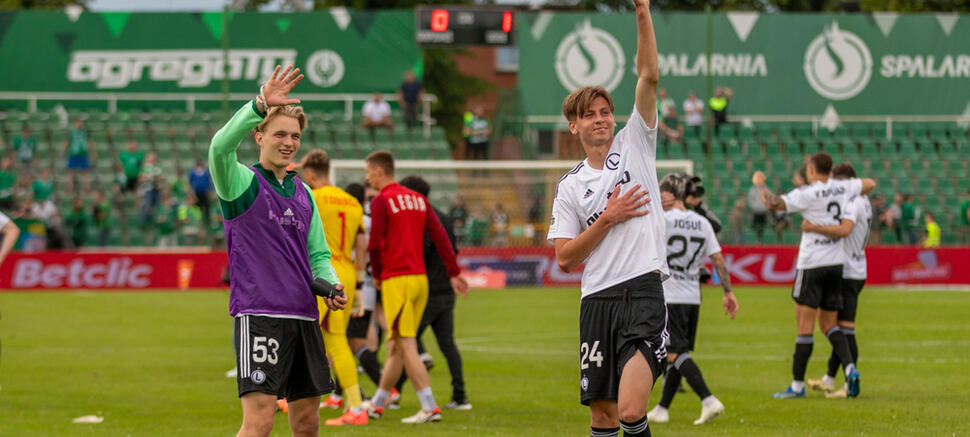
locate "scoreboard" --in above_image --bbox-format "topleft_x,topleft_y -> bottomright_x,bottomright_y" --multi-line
415,6 -> 515,47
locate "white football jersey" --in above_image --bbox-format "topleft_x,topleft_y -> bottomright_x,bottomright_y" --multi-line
663,208 -> 721,305
781,178 -> 863,270
547,107 -> 669,298
841,194 -> 871,280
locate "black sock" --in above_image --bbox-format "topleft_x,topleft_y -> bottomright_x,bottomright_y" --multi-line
826,326 -> 855,370
355,348 -> 383,386
843,328 -> 858,364
675,354 -> 712,400
826,349 -> 840,379
793,335 -> 814,382
658,363 -> 680,408
591,426 -> 620,437
620,416 -> 650,436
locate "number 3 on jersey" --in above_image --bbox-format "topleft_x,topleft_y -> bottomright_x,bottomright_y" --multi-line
580,341 -> 604,370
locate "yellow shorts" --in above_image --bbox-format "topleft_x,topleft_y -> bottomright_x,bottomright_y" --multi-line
318,261 -> 357,335
381,274 -> 428,338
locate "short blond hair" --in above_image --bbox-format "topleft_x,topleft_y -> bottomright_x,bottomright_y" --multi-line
300,149 -> 330,176
255,105 -> 307,133
562,86 -> 614,122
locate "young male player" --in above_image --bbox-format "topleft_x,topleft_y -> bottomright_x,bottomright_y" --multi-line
805,163 -> 871,398
752,153 -> 875,399
547,2 -> 667,435
647,173 -> 738,425
362,150 -> 468,423
211,65 -> 347,437
299,150 -> 369,426
399,175 -> 472,410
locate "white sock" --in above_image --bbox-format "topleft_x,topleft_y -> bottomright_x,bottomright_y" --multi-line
791,381 -> 805,392
416,386 -> 437,411
371,388 -> 389,408
701,395 -> 718,408
821,374 -> 835,386
350,406 -> 362,414
844,363 -> 857,377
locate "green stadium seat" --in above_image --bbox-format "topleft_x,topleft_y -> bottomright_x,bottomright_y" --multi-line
910,124 -> 930,141
898,140 -> 918,156
774,123 -> 793,141
867,122 -> 888,139
916,139 -> 937,155
738,125 -> 756,140
762,141 -> 781,157
717,124 -> 737,140
792,123 -> 813,139
685,139 -> 705,156
891,123 -> 909,140
783,141 -> 802,157
803,141 -> 823,154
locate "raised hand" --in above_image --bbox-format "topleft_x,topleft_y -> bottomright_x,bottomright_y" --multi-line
262,65 -> 304,107
601,184 -> 651,226
632,0 -> 650,8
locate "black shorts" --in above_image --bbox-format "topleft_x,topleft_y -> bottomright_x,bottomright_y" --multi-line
666,304 -> 700,355
792,265 -> 844,311
234,315 -> 334,400
346,310 -> 372,339
839,279 -> 865,322
578,272 -> 668,406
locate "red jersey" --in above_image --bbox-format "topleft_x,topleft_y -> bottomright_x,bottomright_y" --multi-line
368,183 -> 460,281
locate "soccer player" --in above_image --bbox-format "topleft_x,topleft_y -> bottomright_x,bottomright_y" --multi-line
547,2 -> 666,435
804,163 -> 871,399
399,175 -> 472,410
210,65 -> 347,437
299,150 -> 369,426
0,211 -> 21,266
751,152 -> 875,399
647,173 -> 738,425
361,150 -> 468,424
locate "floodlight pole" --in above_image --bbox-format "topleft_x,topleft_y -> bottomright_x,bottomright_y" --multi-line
221,5 -> 231,118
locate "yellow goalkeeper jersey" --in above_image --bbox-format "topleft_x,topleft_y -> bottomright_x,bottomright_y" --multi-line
311,185 -> 364,271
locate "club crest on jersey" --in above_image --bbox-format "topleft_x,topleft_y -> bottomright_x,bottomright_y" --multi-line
581,376 -> 589,391
251,370 -> 266,385
605,153 -> 621,170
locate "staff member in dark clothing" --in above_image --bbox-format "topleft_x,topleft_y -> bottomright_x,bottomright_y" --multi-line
399,175 -> 472,411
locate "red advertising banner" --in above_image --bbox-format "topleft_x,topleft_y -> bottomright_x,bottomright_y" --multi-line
458,246 -> 970,287
0,251 -> 228,290
0,246 -> 967,290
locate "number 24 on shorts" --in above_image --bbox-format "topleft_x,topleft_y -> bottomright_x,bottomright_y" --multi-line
581,341 -> 604,369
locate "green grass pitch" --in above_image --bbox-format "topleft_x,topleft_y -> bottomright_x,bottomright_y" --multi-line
1,286 -> 968,436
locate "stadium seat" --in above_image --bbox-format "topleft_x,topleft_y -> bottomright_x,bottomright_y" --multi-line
891,123 -> 909,140
897,140 -> 918,156
867,122 -> 888,140
792,123 -> 813,140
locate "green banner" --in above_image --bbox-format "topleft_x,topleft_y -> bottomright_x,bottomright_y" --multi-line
519,12 -> 970,117
0,10 -> 419,94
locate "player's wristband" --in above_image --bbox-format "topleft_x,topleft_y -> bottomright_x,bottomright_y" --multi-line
310,277 -> 344,300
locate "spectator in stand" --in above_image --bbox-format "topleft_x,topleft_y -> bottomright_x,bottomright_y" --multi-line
189,159 -> 213,228
139,152 -> 163,242
170,168 -> 188,202
155,190 -> 178,247
747,185 -> 769,243
178,191 -> 204,246
659,106 -> 684,145
683,90 -> 704,138
658,88 -> 675,115
467,207 -> 488,246
0,210 -> 21,267
922,211 -> 941,248
93,190 -> 111,246
491,203 -> 509,246
709,86 -> 733,135
870,194 -> 888,245
463,106 -> 492,160
448,195 -> 468,244
119,140 -> 144,193
889,193 -> 903,242
63,118 -> 95,193
32,168 -> 55,205
64,197 -> 89,248
960,189 -> 970,245
0,157 -> 16,210
110,183 -> 129,245
397,71 -> 424,138
901,194 -> 918,245
12,127 -> 37,170
362,92 -> 394,142
728,198 -> 746,244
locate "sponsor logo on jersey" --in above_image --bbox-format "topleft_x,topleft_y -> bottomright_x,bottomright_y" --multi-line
284,208 -> 294,217
583,188 -> 594,199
